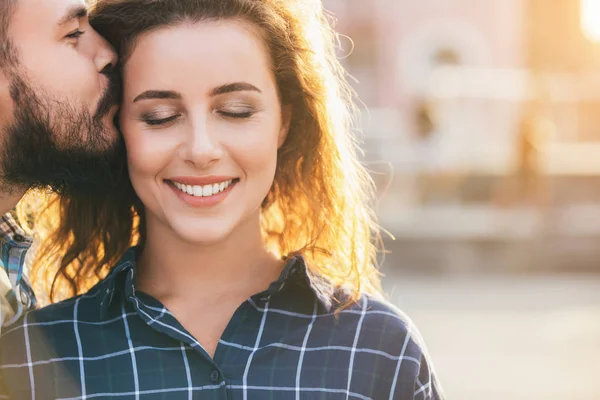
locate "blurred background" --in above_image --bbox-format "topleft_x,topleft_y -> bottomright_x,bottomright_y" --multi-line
322,0 -> 600,399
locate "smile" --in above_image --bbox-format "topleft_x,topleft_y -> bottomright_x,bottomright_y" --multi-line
170,179 -> 235,197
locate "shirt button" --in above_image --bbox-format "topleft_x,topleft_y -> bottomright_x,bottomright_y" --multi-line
20,290 -> 30,305
210,370 -> 220,383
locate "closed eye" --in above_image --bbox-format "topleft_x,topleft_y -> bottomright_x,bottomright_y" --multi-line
141,114 -> 180,126
218,111 -> 254,119
65,30 -> 85,40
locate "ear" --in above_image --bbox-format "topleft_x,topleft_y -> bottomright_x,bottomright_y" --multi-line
278,104 -> 292,148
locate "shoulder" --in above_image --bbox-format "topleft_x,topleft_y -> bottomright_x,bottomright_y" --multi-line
1,280 -> 109,360
334,294 -> 415,333
334,294 -> 444,400
0,293 -> 96,397
1,249 -> 135,358
6,278 -> 108,325
337,294 -> 425,358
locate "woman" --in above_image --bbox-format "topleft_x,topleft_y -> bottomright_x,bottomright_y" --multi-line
1,0 -> 443,398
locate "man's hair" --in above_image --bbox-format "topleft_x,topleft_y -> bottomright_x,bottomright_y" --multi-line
0,0 -> 18,69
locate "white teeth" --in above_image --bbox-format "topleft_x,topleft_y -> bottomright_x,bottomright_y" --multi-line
172,179 -> 234,197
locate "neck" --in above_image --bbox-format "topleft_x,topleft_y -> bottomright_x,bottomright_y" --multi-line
136,212 -> 282,302
0,185 -> 26,216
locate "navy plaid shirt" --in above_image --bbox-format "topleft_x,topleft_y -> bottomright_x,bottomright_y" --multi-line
0,247 -> 442,399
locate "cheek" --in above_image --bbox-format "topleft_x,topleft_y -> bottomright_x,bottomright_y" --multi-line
0,73 -> 14,123
122,127 -> 175,180
235,143 -> 278,176
24,46 -> 99,103
228,121 -> 281,174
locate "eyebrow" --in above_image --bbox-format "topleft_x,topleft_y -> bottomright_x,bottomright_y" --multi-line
210,82 -> 262,96
57,5 -> 87,27
133,83 -> 262,103
133,90 -> 183,103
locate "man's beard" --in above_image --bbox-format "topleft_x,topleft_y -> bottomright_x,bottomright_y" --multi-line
0,70 -> 126,197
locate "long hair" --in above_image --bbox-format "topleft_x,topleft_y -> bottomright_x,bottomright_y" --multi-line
21,0 -> 384,306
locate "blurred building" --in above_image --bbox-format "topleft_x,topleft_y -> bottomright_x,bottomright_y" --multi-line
324,0 -> 600,272
321,4 -> 600,399
325,0 -> 526,167
528,0 -> 600,73
528,0 -> 600,143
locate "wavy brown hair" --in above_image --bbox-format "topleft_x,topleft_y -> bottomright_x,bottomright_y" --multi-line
20,0 -> 384,306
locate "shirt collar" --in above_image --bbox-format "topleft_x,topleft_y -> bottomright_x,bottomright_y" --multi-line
263,254 -> 334,312
102,247 -> 334,313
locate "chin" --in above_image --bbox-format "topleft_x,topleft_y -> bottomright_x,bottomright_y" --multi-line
171,222 -> 233,246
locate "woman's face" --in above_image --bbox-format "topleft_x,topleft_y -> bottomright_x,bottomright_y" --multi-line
120,21 -> 290,244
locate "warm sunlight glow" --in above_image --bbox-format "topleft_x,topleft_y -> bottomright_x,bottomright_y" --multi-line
582,0 -> 600,42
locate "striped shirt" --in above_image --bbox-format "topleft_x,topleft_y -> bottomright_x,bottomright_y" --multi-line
0,247 -> 443,399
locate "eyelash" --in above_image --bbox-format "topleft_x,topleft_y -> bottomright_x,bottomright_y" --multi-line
66,30 -> 85,40
143,115 -> 180,126
141,111 -> 254,127
219,111 -> 254,119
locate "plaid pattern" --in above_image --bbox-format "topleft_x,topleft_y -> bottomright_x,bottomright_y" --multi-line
0,247 -> 442,399
0,214 -> 35,328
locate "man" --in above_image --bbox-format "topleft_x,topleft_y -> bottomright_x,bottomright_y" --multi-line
0,0 -> 121,329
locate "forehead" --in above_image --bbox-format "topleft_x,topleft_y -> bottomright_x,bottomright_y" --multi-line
129,20 -> 268,67
10,0 -> 85,34
124,21 -> 274,92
